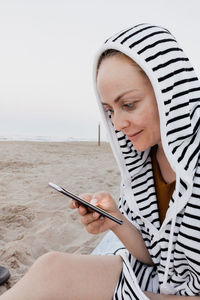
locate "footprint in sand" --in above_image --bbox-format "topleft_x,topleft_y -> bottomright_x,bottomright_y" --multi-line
0,205 -> 35,228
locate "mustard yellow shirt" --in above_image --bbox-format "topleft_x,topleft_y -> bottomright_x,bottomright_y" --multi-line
151,147 -> 176,224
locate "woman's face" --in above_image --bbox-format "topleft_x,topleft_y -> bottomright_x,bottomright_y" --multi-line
97,54 -> 161,152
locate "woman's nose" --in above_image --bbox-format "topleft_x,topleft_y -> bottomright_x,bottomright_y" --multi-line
112,112 -> 129,131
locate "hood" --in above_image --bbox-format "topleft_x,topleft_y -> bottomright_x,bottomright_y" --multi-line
93,23 -> 200,215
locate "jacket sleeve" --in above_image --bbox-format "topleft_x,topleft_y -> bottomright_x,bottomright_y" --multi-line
118,181 -> 141,231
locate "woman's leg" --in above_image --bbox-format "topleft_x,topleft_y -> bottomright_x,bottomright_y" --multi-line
0,252 -> 123,300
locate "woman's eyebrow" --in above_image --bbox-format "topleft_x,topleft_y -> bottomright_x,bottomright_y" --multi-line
101,89 -> 139,105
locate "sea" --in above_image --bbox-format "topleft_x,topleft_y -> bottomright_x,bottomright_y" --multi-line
0,134 -> 105,143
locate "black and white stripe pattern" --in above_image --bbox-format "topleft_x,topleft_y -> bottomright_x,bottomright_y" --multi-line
94,23 -> 200,299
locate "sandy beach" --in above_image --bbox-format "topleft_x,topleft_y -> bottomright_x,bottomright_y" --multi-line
0,141 -> 120,294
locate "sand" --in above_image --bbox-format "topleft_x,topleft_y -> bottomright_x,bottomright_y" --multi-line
0,141 -> 120,294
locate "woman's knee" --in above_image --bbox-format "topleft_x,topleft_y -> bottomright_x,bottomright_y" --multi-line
30,251 -> 72,279
2,252 -> 74,300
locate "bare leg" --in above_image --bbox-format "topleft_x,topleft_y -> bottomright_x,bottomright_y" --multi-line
0,252 -> 123,300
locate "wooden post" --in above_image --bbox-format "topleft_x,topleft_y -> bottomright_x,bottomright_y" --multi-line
98,123 -> 101,146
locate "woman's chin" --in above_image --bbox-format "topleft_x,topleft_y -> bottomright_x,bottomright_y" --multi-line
132,143 -> 149,152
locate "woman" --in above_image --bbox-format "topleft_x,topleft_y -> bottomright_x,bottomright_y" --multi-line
0,23 -> 199,299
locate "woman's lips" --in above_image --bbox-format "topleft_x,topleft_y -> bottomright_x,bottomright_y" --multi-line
127,130 -> 143,141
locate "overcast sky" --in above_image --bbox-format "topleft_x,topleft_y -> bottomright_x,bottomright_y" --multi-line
0,0 -> 200,140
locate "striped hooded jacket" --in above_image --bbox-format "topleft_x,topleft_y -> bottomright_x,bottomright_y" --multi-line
93,24 -> 200,298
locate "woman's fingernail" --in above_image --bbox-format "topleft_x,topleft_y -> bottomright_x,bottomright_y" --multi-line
93,212 -> 99,218
91,198 -> 98,205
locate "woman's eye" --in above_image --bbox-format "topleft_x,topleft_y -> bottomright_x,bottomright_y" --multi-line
123,102 -> 135,110
104,107 -> 114,113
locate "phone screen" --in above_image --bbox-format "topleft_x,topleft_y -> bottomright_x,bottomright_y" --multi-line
48,182 -> 123,225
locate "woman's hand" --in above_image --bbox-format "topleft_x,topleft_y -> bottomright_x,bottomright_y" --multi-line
69,192 -> 120,234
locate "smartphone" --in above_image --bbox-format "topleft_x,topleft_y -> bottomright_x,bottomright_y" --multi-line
48,182 -> 123,225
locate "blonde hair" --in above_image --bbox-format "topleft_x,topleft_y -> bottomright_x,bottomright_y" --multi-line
96,49 -> 146,76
